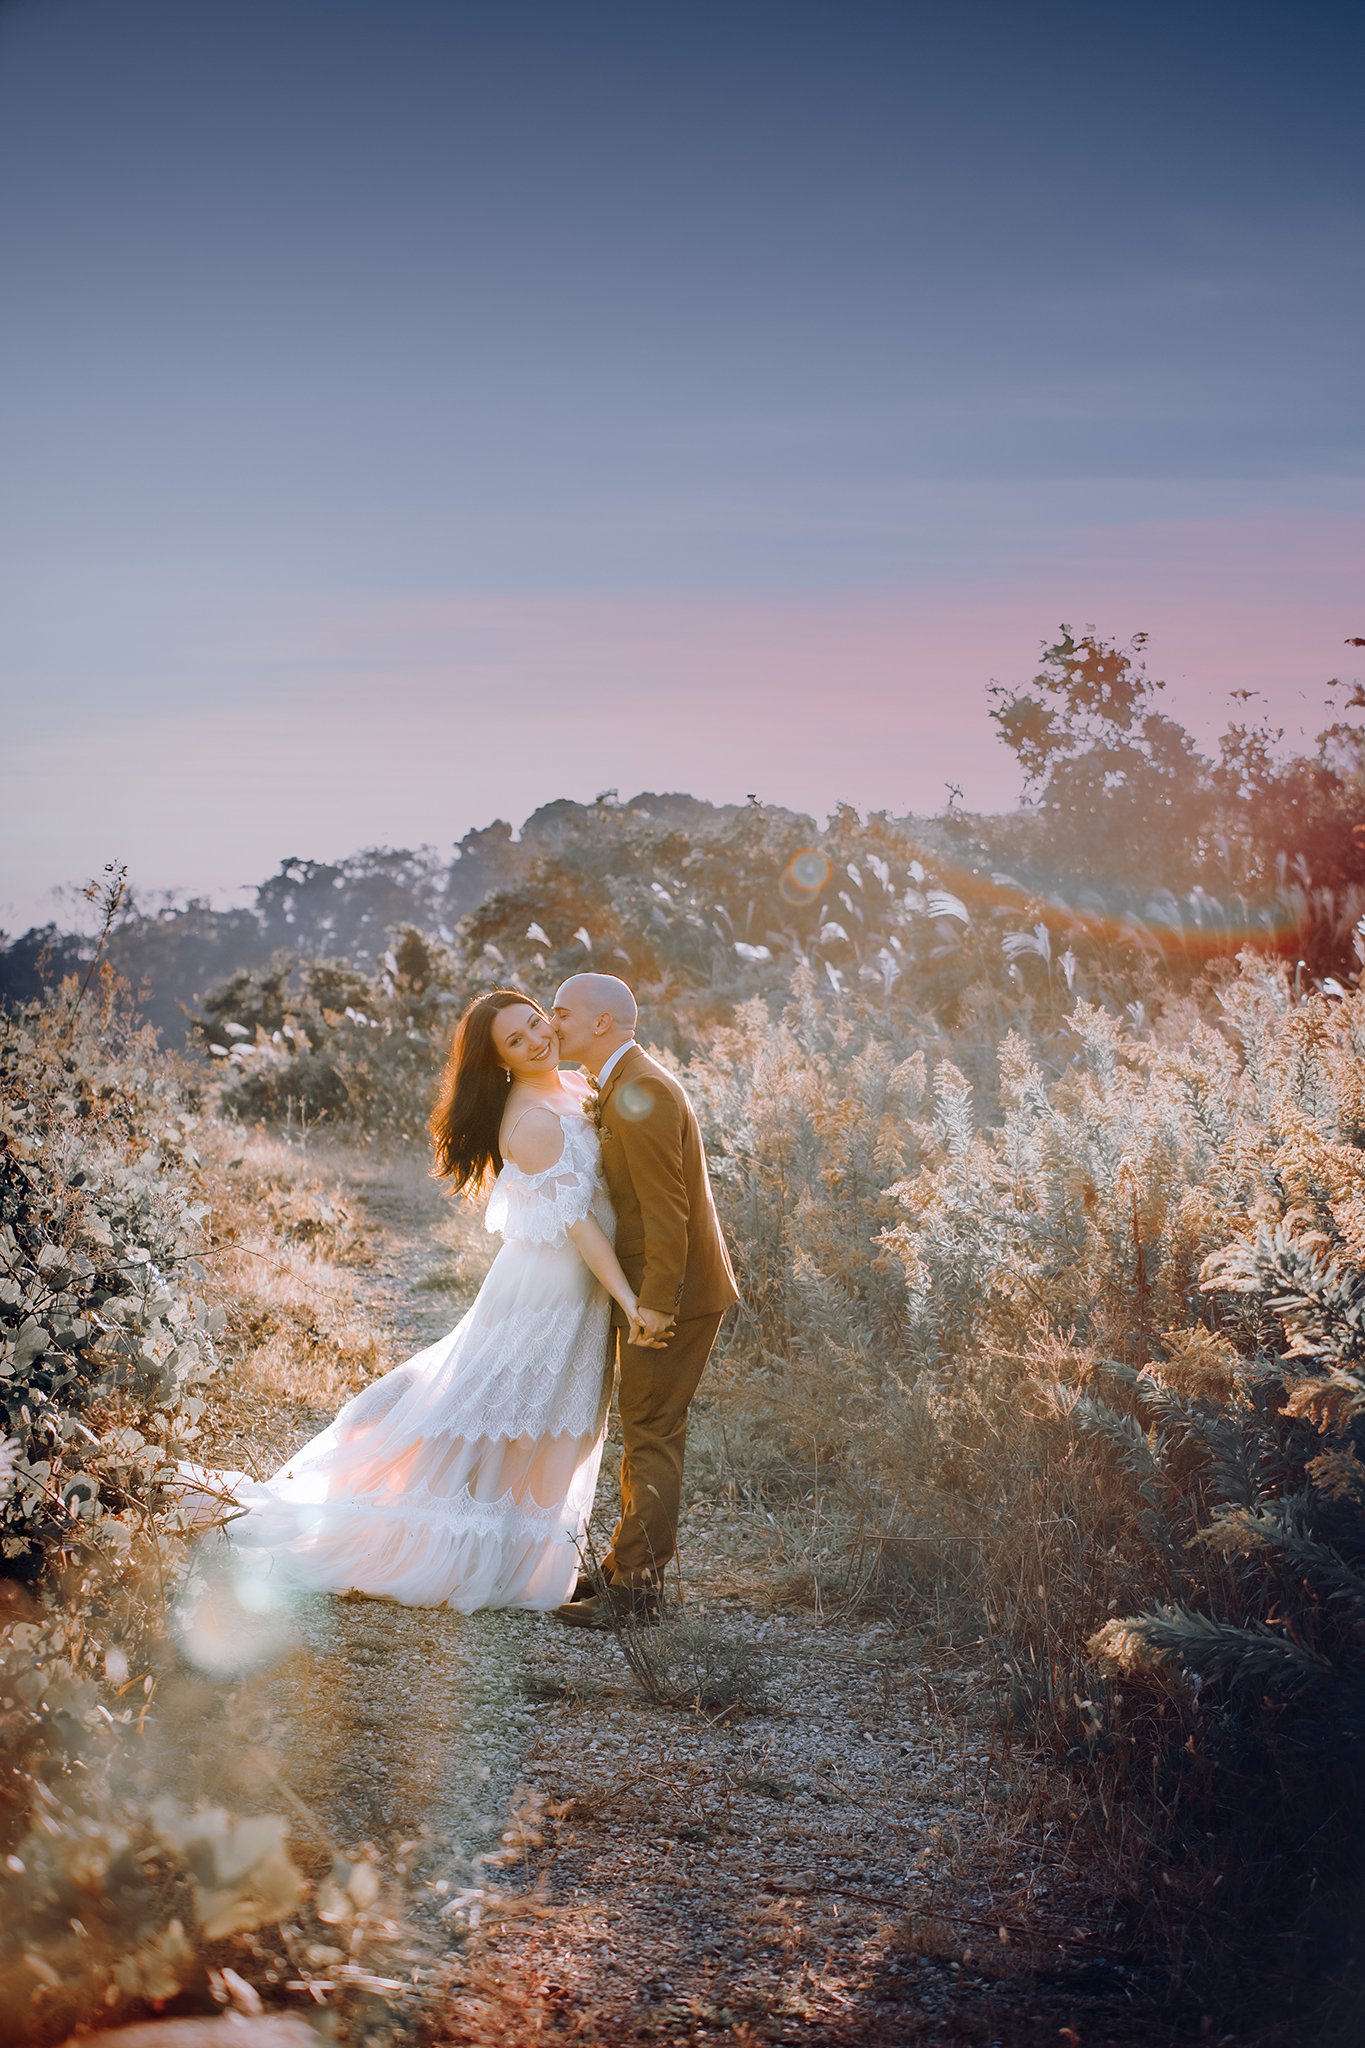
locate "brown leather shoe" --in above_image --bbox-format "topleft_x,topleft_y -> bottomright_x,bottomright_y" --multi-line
552,1583 -> 661,1630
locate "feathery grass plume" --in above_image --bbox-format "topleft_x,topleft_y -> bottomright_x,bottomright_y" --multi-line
1089,1603 -> 1335,1694
864,961 -> 1365,2028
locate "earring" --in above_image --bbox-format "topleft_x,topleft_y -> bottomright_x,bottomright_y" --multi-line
504,1069 -> 512,1084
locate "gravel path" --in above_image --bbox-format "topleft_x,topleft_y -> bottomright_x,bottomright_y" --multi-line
434,1560 -> 1170,2047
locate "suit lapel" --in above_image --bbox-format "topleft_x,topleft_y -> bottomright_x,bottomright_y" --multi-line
597,1042 -> 647,1111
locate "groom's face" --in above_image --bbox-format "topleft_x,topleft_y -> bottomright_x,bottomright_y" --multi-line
551,982 -> 598,1067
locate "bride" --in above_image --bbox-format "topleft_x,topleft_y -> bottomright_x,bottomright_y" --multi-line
189,989 -> 638,1611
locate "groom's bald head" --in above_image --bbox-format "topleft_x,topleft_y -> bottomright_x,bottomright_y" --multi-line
557,973 -> 637,1029
552,972 -> 638,1068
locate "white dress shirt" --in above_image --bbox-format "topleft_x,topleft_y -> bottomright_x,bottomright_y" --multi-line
595,1040 -> 636,1089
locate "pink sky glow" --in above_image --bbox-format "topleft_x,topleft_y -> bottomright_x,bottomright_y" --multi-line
4,509 -> 1362,938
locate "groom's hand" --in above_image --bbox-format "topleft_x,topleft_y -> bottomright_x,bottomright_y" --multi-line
629,1305 -> 675,1350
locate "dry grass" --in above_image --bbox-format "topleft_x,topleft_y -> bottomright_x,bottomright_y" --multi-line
191,1122 -> 390,1472
416,1205 -> 500,1299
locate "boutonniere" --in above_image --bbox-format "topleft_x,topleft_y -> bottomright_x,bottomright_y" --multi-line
583,1085 -> 604,1133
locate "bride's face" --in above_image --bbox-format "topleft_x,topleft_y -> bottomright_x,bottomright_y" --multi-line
491,1003 -> 558,1079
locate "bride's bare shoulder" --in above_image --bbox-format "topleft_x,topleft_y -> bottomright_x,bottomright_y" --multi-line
561,1071 -> 593,1101
502,1104 -> 568,1175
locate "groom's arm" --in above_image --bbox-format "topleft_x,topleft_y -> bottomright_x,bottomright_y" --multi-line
614,1079 -> 690,1318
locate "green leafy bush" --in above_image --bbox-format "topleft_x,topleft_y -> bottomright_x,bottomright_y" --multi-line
0,977 -> 224,1580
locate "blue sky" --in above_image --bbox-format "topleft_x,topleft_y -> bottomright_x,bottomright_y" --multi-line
1,0 -> 1361,932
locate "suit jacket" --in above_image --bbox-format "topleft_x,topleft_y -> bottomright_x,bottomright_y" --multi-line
595,1044 -> 740,1322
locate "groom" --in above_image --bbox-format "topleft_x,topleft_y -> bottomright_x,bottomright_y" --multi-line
550,972 -> 739,1627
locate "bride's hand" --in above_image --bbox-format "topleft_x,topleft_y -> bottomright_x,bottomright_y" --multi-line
617,1286 -> 639,1325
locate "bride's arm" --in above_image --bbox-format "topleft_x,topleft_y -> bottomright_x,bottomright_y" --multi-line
567,1214 -> 638,1322
507,1109 -> 637,1318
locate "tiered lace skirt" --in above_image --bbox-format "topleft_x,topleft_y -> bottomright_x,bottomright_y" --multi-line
202,1232 -> 613,1611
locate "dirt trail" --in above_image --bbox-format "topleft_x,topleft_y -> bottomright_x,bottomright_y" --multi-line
268,1154 -> 556,1899
190,1146 -> 1176,2046
175,1147 -> 548,1940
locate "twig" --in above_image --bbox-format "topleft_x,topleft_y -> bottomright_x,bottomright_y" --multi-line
62,861 -> 128,1032
759,1878 -> 1061,1938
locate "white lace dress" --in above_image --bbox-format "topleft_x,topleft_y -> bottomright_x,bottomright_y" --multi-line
204,1111 -> 614,1611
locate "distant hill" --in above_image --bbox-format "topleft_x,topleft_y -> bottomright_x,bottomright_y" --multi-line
0,793 -> 804,1044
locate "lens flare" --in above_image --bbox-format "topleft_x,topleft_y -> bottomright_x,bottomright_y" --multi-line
616,1080 -> 652,1122
171,1539 -> 298,1676
933,854 -> 1308,965
780,849 -> 832,905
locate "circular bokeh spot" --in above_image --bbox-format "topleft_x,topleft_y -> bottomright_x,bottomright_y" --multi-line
171,1539 -> 298,1677
616,1080 -> 653,1122
780,848 -> 833,904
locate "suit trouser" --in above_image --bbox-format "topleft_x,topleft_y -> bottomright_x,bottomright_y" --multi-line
601,1309 -> 726,1589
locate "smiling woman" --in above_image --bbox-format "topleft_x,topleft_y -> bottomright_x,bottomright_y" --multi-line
428,987 -> 553,1194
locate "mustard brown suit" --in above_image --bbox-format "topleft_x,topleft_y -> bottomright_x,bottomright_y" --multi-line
594,1044 -> 739,1587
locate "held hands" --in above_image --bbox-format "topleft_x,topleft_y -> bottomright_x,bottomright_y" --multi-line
627,1303 -> 675,1350
613,1285 -> 674,1350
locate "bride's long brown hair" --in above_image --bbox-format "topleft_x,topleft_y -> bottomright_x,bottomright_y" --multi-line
429,988 -> 548,1195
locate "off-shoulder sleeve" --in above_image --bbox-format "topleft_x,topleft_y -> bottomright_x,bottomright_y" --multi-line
485,1120 -> 600,1247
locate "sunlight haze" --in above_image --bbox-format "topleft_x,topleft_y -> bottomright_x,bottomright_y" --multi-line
1,0 -> 1361,930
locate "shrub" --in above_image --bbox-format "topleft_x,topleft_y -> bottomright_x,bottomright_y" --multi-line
682,976 -> 926,1485
0,975 -> 225,1583
0,974 -> 319,2042
196,928 -> 464,1142
869,962 -> 1365,2024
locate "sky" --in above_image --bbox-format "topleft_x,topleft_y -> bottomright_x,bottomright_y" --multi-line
1,0 -> 1362,935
